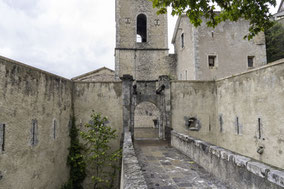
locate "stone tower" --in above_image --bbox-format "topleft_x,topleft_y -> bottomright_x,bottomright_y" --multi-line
115,0 -> 175,80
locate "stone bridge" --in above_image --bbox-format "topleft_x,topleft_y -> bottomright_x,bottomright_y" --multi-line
120,75 -> 284,189
121,131 -> 284,189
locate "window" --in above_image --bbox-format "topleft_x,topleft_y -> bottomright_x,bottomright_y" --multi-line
179,73 -> 182,80
31,119 -> 38,146
0,124 -> 5,152
248,56 -> 254,68
137,14 -> 147,43
53,119 -> 57,139
185,70 -> 187,80
181,33 -> 184,48
208,55 -> 216,68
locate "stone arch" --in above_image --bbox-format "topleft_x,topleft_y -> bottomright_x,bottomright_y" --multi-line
134,101 -> 160,139
137,14 -> 147,43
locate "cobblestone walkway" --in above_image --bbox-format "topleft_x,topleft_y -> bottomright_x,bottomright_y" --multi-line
134,140 -> 231,189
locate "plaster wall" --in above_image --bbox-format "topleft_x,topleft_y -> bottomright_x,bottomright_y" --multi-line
171,61 -> 284,170
73,81 -> 123,188
171,81 -> 217,144
174,16 -> 196,80
215,61 -> 284,169
195,20 -> 267,80
0,56 -> 72,189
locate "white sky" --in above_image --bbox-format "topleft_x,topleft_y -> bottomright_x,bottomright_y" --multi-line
0,0 -> 281,79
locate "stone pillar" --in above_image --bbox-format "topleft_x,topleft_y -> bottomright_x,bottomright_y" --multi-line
158,75 -> 171,140
120,75 -> 134,135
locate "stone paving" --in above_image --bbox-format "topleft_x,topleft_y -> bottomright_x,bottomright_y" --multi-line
134,140 -> 231,189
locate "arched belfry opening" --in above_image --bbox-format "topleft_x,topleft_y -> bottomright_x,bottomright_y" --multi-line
137,14 -> 147,43
134,101 -> 160,139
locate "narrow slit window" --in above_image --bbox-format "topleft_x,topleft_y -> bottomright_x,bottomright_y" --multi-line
248,56 -> 254,68
0,124 -> 5,152
208,55 -> 216,68
137,14 -> 147,43
31,119 -> 38,146
53,120 -> 56,139
181,33 -> 184,48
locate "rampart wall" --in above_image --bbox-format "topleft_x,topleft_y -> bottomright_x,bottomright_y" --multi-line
0,56 -> 73,188
73,81 -> 123,188
171,59 -> 284,169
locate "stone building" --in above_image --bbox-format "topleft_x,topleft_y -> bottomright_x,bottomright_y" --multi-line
114,0 -> 176,80
1,0 -> 284,189
115,0 -> 267,81
172,15 -> 267,80
72,67 -> 115,82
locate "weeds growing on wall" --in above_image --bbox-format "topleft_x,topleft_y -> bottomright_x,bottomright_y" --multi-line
61,117 -> 86,189
80,111 -> 121,189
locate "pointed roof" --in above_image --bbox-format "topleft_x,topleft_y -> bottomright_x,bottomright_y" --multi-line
71,67 -> 114,81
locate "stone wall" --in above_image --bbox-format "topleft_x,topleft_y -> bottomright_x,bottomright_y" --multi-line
120,131 -> 147,189
173,16 -> 267,81
171,60 -> 284,170
0,56 -> 72,188
215,60 -> 284,169
73,81 -> 123,188
171,80 -> 217,144
171,131 -> 284,189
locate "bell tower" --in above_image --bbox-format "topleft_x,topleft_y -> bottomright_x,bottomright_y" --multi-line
115,0 -> 170,80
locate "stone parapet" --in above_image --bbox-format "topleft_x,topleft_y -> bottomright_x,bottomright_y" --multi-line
171,130 -> 284,189
120,131 -> 148,189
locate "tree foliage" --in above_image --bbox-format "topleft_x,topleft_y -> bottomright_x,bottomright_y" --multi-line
80,111 -> 121,189
265,22 -> 284,63
151,0 -> 276,39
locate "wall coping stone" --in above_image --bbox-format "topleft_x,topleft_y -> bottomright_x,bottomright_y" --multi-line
0,55 -> 70,81
121,131 -> 148,189
171,130 -> 284,188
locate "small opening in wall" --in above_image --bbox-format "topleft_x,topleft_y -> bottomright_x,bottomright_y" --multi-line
236,117 -> 240,135
208,55 -> 216,68
137,14 -> 147,43
258,118 -> 262,139
248,56 -> 254,68
0,124 -> 5,152
53,120 -> 56,139
31,119 -> 38,146
181,33 -> 184,48
186,117 -> 201,131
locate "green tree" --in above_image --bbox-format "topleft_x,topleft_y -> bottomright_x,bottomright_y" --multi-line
80,111 -> 121,189
265,22 -> 284,63
151,0 -> 276,39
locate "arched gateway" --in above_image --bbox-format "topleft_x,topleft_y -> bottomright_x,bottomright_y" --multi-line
120,75 -> 171,140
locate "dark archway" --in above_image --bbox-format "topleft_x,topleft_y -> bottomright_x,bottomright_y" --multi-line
137,14 -> 147,43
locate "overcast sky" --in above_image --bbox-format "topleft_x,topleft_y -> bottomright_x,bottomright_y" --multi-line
0,0 -> 281,79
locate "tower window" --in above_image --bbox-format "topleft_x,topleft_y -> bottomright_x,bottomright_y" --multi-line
181,33 -> 184,48
248,56 -> 254,68
208,55 -> 216,68
137,14 -> 147,43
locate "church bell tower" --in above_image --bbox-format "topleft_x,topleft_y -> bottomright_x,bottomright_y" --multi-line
115,0 -> 170,80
